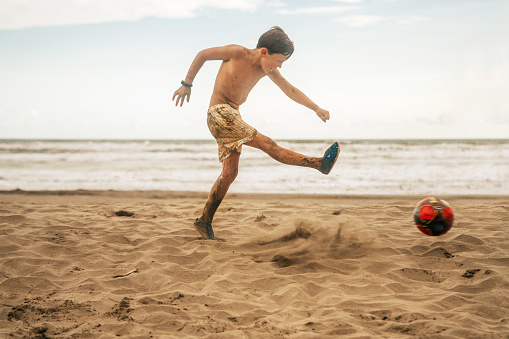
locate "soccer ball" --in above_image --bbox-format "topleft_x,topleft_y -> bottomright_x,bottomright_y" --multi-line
413,197 -> 454,236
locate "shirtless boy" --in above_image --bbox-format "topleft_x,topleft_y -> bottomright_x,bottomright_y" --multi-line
172,26 -> 339,240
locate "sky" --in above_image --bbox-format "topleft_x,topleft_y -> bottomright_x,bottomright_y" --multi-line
0,0 -> 508,140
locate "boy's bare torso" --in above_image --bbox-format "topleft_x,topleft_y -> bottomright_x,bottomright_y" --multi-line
209,47 -> 266,110
173,41 -> 329,123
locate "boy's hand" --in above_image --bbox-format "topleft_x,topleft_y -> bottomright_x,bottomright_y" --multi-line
315,107 -> 330,122
172,86 -> 192,107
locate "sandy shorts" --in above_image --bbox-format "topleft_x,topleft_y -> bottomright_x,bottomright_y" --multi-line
207,104 -> 258,162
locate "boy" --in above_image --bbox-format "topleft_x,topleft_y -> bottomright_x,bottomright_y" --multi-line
172,26 -> 339,240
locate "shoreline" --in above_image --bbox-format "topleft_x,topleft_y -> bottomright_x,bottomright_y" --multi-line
2,189 -> 508,200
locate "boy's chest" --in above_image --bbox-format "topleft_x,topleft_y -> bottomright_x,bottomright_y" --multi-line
221,60 -> 265,87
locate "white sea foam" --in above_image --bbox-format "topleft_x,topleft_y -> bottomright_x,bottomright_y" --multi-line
1,139 -> 508,195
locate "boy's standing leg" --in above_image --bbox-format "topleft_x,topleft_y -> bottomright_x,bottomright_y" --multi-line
194,151 -> 240,240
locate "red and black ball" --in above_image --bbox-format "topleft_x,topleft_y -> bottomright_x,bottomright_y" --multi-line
413,197 -> 454,236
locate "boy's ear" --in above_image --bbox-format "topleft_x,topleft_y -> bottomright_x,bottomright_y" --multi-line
260,47 -> 269,56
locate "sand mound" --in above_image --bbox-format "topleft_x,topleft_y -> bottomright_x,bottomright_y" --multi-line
250,217 -> 375,269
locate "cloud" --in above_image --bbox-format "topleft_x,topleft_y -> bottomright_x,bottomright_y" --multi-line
266,0 -> 286,8
332,0 -> 363,3
0,0 -> 264,30
414,74 -> 446,81
275,6 -> 357,15
335,15 -> 387,27
336,15 -> 428,27
395,16 -> 429,25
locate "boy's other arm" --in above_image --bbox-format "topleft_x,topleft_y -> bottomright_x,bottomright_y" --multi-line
172,45 -> 245,107
268,69 -> 330,122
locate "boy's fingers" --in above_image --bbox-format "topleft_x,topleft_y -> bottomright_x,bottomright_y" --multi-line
172,89 -> 191,107
172,90 -> 181,103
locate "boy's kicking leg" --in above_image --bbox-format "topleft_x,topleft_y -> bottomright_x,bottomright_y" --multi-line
245,133 -> 339,174
194,150 -> 240,240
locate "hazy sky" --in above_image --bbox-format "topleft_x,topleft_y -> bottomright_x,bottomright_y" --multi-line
1,0 -> 508,140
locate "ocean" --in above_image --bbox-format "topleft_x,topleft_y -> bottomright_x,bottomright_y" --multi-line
1,139 -> 508,195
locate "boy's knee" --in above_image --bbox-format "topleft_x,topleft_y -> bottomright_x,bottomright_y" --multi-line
267,138 -> 278,148
248,133 -> 278,150
259,134 -> 278,149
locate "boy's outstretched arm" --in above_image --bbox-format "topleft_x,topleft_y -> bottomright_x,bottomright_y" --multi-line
268,69 -> 330,122
172,45 -> 244,107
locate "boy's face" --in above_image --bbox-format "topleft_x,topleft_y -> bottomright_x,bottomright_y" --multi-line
260,48 -> 289,74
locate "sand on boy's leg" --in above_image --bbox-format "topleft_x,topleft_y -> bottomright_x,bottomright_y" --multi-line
194,151 -> 240,239
245,133 -> 340,173
193,139 -> 340,240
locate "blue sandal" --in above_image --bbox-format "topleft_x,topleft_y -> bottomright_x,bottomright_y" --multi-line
194,219 -> 215,240
320,142 -> 340,175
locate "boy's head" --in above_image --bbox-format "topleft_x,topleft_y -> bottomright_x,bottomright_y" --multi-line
257,26 -> 294,58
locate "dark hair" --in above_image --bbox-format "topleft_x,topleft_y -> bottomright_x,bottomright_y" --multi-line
256,26 -> 294,57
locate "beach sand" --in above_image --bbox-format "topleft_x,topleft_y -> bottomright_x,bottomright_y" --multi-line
0,190 -> 508,338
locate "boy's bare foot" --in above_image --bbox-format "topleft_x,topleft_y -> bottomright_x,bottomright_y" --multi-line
320,142 -> 340,175
194,218 -> 215,240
